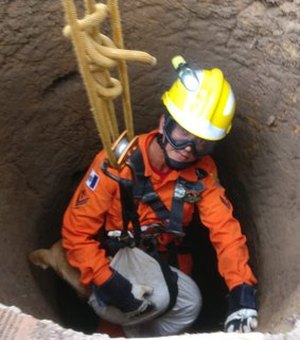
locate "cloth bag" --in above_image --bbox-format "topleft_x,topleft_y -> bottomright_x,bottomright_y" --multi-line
88,247 -> 170,326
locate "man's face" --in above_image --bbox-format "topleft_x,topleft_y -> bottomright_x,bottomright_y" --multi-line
164,124 -> 198,163
159,115 -> 216,163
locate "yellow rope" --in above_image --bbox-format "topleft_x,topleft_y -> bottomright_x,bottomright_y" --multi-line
62,0 -> 157,167
84,0 -> 119,140
107,0 -> 133,140
63,0 -> 116,165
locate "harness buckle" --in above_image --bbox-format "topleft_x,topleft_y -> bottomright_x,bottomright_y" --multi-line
142,192 -> 158,204
106,230 -> 136,248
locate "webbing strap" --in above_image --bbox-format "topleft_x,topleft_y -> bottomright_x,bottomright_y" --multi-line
151,251 -> 178,311
118,178 -> 141,245
168,179 -> 186,235
131,149 -> 184,235
142,180 -> 170,221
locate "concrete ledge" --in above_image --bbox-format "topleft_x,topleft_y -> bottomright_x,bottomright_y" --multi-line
0,303 -> 299,340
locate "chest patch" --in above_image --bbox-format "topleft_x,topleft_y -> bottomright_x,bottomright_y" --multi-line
176,178 -> 205,203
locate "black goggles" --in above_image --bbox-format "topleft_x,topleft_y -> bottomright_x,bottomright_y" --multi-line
163,117 -> 216,158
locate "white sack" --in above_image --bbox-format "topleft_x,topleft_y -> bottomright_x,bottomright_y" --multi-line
88,247 -> 170,326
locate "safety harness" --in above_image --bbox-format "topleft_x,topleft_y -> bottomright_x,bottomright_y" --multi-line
130,149 -> 206,237
101,142 -> 207,311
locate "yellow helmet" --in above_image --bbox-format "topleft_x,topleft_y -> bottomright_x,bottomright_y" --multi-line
162,56 -> 236,141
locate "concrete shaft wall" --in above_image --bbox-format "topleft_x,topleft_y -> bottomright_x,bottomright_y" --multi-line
1,0 -> 300,334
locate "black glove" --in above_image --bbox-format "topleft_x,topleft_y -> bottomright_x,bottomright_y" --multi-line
224,283 -> 258,333
93,271 -> 152,317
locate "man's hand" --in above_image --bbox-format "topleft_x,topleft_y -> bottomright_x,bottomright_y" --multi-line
94,271 -> 153,317
225,308 -> 258,332
224,283 -> 258,333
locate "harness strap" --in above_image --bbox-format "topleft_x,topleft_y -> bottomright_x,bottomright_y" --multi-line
142,180 -> 170,221
118,178 -> 141,245
131,149 -> 184,235
152,251 -> 178,311
138,236 -> 178,312
168,178 -> 186,235
131,149 -> 170,222
101,160 -> 141,246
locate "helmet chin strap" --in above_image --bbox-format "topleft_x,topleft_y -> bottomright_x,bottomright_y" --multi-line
156,134 -> 198,170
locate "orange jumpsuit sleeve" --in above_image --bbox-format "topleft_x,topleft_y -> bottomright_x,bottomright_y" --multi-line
62,151 -> 117,286
197,157 -> 257,290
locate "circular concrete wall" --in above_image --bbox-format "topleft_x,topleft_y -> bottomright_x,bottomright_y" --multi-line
1,0 -> 300,335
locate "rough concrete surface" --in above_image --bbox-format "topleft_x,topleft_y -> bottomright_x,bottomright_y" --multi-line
0,0 -> 300,338
1,303 -> 300,340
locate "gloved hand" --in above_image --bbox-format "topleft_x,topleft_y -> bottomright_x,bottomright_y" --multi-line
224,283 -> 258,333
93,270 -> 153,318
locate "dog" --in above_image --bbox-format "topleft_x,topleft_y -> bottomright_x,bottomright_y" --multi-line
29,240 -> 90,298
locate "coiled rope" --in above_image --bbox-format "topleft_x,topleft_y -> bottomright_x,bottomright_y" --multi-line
62,0 -> 156,168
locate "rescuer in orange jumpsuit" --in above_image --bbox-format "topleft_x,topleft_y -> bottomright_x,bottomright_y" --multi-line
62,56 -> 258,336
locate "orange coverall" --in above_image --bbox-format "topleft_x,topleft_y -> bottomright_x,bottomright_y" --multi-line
62,130 -> 257,290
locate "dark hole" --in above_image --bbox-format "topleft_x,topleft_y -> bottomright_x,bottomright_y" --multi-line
56,278 -> 99,334
187,211 -> 228,333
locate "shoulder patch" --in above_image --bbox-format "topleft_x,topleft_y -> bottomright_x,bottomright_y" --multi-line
86,169 -> 99,191
75,189 -> 89,207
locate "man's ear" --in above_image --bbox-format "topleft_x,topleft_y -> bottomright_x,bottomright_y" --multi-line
159,114 -> 165,134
